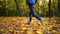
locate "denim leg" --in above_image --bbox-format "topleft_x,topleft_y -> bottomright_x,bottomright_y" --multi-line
30,5 -> 42,21
29,5 -> 33,22
33,14 -> 42,20
29,11 -> 32,22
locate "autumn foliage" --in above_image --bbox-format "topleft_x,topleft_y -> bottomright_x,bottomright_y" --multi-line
0,17 -> 60,34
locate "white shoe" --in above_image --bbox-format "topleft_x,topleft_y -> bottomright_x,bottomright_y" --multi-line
40,17 -> 44,23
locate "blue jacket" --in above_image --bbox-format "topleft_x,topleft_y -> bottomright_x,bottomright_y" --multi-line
26,0 -> 37,5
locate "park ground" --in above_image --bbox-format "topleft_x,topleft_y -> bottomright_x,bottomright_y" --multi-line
0,17 -> 60,34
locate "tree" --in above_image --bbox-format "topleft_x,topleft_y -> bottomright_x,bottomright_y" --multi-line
58,0 -> 60,12
48,0 -> 51,17
14,0 -> 21,16
2,0 -> 7,16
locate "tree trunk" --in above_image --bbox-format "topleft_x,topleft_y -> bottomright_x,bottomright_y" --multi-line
58,0 -> 60,12
14,0 -> 20,16
48,0 -> 51,18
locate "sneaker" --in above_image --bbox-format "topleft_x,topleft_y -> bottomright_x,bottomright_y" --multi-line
25,22 -> 32,25
40,17 -> 44,23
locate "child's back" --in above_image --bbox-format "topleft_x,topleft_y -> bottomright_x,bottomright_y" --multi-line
26,0 -> 37,5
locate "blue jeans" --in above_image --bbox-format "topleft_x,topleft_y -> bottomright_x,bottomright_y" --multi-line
28,4 -> 42,22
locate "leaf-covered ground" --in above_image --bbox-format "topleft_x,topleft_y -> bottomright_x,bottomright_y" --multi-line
0,17 -> 60,34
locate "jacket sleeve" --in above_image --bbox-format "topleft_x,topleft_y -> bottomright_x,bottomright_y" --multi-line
35,0 -> 37,3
